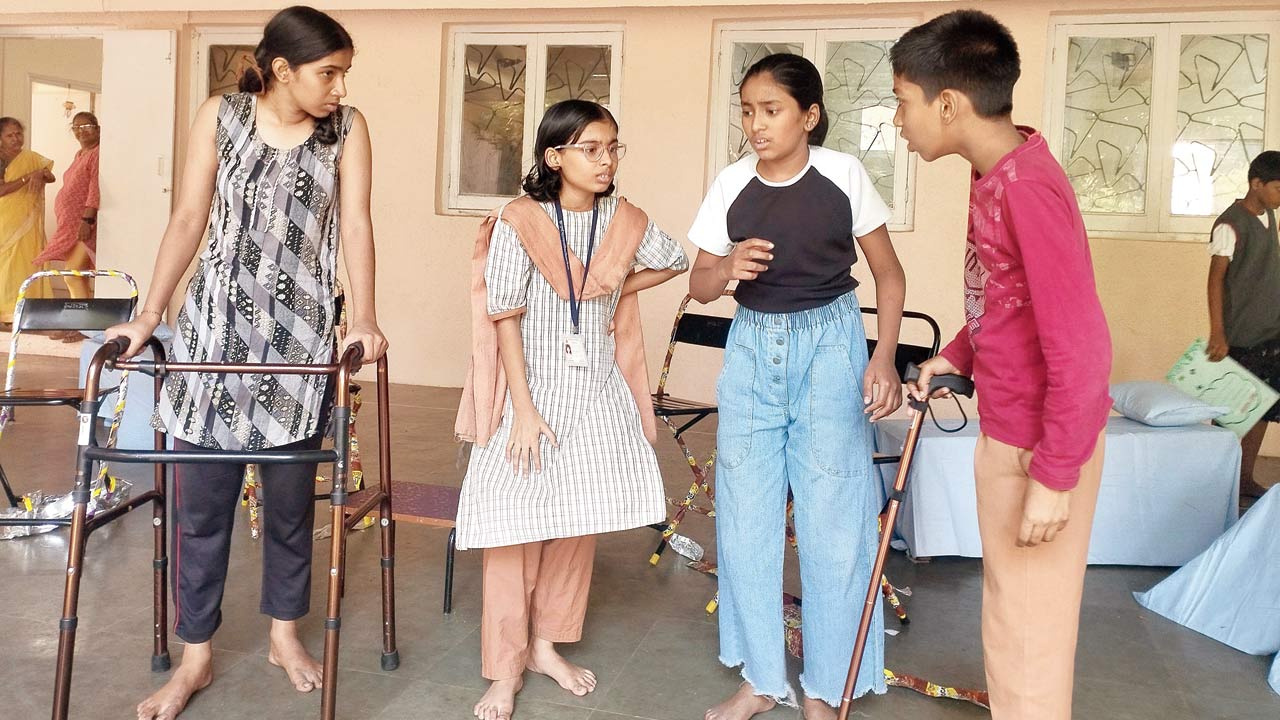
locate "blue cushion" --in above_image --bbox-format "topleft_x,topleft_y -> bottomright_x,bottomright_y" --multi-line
1111,381 -> 1229,426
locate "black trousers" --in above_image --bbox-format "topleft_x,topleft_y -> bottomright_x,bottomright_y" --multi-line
170,434 -> 323,643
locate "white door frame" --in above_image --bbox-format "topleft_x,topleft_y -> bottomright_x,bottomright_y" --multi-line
189,25 -> 261,116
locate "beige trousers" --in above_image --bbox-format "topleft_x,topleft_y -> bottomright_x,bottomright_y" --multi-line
975,432 -> 1105,720
481,536 -> 596,680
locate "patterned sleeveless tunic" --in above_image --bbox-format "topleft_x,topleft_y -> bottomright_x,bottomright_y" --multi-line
155,92 -> 356,451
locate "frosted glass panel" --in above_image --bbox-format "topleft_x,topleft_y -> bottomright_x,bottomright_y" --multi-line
1171,34 -> 1269,216
545,45 -> 611,108
824,40 -> 898,207
460,44 -> 527,197
1062,36 -> 1155,214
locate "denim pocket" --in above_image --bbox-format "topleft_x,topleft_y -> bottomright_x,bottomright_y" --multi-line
809,345 -> 862,477
715,344 -> 756,470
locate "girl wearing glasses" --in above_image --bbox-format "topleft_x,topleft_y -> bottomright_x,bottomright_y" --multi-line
455,99 -> 688,720
35,112 -> 100,307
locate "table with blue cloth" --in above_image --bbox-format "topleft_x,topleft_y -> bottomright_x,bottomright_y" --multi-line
873,416 -> 1241,567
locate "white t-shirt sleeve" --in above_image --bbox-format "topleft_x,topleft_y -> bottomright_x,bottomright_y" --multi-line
688,173 -> 734,257
847,156 -> 893,237
1209,223 -> 1237,259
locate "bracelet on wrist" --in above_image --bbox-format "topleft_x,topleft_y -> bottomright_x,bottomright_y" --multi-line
139,309 -> 162,319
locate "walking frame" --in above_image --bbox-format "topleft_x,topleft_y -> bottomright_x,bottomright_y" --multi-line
836,363 -> 975,720
45,337 -> 397,720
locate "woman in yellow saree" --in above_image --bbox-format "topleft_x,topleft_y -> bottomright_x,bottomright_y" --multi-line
0,116 -> 54,327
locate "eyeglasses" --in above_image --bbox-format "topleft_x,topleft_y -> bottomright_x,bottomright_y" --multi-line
70,124 -> 98,132
553,142 -> 627,162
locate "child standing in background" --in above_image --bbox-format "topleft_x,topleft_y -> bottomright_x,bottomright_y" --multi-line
1206,150 -> 1280,500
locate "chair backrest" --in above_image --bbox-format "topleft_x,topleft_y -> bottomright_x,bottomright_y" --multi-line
861,308 -> 941,382
657,297 -> 942,392
673,311 -> 733,350
16,298 -> 137,332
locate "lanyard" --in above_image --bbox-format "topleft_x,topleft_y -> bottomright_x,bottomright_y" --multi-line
554,198 -> 599,334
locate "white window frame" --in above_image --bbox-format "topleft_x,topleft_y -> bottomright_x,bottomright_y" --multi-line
443,24 -> 624,215
190,26 -> 262,118
709,20 -> 918,231
1046,14 -> 1280,241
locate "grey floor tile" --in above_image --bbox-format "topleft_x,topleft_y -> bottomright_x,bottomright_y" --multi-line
1073,675 -> 1196,719
848,688 -> 990,718
373,678 -> 592,720
1146,616 -> 1280,708
589,711 -> 667,720
1180,687 -> 1280,720
594,618 -> 799,720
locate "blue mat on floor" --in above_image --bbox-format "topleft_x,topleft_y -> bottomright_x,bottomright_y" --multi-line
1134,486 -> 1280,696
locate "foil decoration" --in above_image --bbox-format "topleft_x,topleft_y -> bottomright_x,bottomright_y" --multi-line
0,477 -> 132,540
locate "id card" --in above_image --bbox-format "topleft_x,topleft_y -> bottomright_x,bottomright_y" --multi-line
562,333 -> 588,368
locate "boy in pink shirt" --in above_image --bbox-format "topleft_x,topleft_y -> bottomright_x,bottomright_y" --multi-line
893,10 -> 1112,720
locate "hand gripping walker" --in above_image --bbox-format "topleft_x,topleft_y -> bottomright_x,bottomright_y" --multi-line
836,363 -> 975,720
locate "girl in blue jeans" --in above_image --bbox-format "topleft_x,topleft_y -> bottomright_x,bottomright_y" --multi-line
688,53 -> 906,720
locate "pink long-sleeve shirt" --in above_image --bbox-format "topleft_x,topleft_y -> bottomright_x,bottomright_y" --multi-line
939,128 -> 1112,491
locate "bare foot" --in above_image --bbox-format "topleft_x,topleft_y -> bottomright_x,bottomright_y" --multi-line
474,676 -> 523,720
802,696 -> 837,720
1241,478 -> 1269,499
267,619 -> 323,693
705,682 -> 776,720
526,637 -> 596,696
136,644 -> 214,720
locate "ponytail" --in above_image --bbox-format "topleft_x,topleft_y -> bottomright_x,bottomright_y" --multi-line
237,44 -> 271,94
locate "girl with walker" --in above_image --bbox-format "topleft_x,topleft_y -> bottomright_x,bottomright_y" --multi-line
107,7 -> 386,719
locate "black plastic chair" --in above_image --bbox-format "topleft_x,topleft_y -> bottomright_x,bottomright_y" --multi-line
864,308 -> 942,466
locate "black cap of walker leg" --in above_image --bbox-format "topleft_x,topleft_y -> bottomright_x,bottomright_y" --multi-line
152,652 -> 172,673
381,650 -> 400,672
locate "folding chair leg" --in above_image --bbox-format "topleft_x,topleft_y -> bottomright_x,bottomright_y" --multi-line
880,576 -> 910,625
649,473 -> 705,565
0,463 -> 20,508
650,419 -> 713,566
151,452 -> 171,671
443,528 -> 456,615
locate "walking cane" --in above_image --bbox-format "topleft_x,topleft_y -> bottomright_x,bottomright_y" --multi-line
836,363 -> 974,720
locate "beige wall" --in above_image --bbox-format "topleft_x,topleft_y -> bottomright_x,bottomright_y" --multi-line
0,37 -> 102,135
2,0 -> 1277,451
